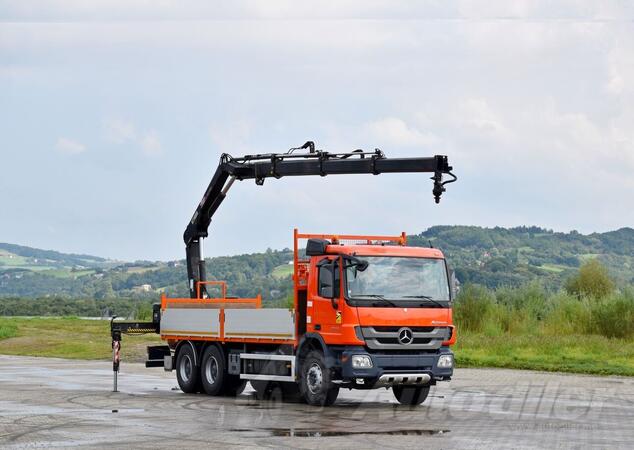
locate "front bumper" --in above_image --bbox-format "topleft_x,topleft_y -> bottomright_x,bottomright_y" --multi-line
340,346 -> 454,387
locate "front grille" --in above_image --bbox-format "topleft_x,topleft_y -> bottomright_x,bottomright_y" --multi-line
375,337 -> 433,345
360,326 -> 450,350
371,326 -> 436,333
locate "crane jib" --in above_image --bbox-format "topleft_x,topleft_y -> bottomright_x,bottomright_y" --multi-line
183,143 -> 457,298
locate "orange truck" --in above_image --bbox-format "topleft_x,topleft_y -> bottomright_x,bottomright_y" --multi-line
112,142 -> 457,406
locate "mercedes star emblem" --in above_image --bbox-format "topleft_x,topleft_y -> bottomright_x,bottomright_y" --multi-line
398,327 -> 413,345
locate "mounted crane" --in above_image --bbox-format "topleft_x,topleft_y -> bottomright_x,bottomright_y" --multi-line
112,141 -> 458,406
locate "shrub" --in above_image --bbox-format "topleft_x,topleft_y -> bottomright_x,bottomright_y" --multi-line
492,304 -> 535,334
566,260 -> 615,299
589,290 -> 634,339
134,303 -> 153,321
495,281 -> 549,320
454,284 -> 494,332
543,292 -> 590,335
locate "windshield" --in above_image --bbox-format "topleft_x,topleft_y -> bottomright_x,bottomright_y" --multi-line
346,256 -> 450,306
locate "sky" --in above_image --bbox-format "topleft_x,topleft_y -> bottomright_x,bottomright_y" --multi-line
1,1 -> 634,261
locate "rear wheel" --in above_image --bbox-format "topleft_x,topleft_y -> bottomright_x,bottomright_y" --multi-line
392,385 -> 430,406
200,345 -> 225,396
299,350 -> 339,406
201,345 -> 246,396
176,344 -> 200,393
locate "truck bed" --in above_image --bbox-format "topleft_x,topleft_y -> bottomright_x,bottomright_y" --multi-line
159,295 -> 295,344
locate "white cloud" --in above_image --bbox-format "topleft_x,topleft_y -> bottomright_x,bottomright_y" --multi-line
104,118 -> 136,143
457,98 -> 510,137
209,120 -> 252,154
140,131 -> 162,156
55,137 -> 85,155
364,117 -> 440,147
103,118 -> 163,156
1,0 -> 633,22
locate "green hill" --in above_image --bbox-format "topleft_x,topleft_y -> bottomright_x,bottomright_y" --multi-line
409,226 -> 634,288
1,226 -> 633,302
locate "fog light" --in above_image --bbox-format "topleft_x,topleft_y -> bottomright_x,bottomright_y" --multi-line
351,355 -> 373,369
438,354 -> 453,368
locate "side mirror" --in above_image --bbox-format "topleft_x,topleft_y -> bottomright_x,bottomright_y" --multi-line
306,238 -> 330,256
317,258 -> 340,304
448,266 -> 459,300
344,255 -> 368,272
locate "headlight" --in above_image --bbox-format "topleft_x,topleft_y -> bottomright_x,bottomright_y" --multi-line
437,354 -> 453,368
351,355 -> 373,369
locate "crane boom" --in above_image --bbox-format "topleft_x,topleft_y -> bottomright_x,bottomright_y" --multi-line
183,141 -> 456,298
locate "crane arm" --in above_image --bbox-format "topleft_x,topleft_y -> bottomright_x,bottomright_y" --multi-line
183,142 -> 457,298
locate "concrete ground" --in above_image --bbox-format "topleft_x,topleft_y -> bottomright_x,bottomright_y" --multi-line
0,355 -> 632,449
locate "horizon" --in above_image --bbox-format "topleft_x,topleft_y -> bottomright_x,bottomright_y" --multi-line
3,223 -> 633,263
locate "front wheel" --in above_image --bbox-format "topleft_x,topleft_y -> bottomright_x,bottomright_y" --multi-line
299,351 -> 339,406
393,385 -> 430,406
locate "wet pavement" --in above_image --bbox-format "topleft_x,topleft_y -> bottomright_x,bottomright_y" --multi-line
0,355 -> 633,449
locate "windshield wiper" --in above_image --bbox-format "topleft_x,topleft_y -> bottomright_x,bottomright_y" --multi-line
402,295 -> 445,308
372,299 -> 398,307
353,294 -> 398,307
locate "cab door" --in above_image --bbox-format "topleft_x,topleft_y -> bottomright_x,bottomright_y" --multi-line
309,256 -> 342,342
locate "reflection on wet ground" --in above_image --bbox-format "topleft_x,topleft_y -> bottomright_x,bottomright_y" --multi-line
0,355 -> 633,449
231,428 -> 450,437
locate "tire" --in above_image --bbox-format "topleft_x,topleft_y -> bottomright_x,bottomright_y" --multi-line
299,350 -> 339,406
392,385 -> 430,406
200,345 -> 226,396
176,344 -> 200,394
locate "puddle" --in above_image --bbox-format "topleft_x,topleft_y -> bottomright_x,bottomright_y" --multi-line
231,428 -> 449,437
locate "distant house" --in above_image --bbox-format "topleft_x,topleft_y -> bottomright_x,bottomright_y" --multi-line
133,284 -> 153,293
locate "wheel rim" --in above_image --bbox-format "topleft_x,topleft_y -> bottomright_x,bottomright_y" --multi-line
180,354 -> 193,382
307,363 -> 323,394
204,355 -> 219,385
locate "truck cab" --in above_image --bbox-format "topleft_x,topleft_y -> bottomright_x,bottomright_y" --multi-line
291,230 -> 455,404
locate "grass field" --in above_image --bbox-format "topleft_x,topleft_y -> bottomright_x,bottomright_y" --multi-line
455,331 -> 634,376
271,264 -> 294,279
0,252 -> 29,267
0,317 -> 632,376
538,263 -> 568,273
0,317 -> 161,361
